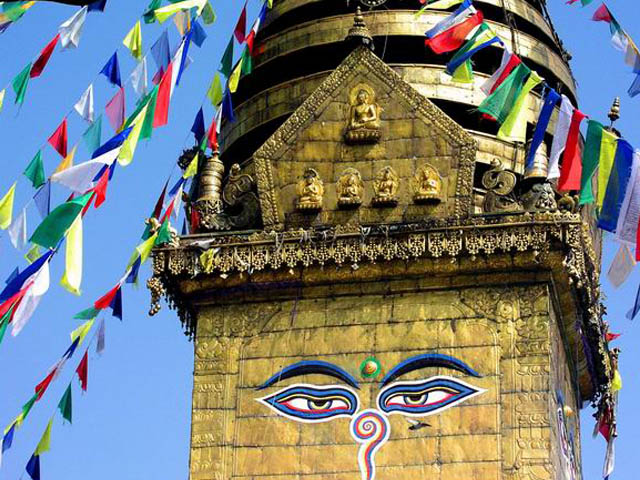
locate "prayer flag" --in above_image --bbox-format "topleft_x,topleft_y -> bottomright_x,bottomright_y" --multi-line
0,250 -> 53,303
93,126 -> 133,159
131,57 -> 149,97
123,20 -> 143,60
241,46 -> 253,75
88,0 -> 107,12
425,1 -> 482,54
207,115 -> 218,150
143,0 -> 162,23
24,244 -> 41,264
51,155 -> 113,193
222,87 -> 235,123
60,216 -> 83,295
173,11 -> 190,36
580,120 -> 604,204
2,424 -> 15,452
140,87 -> 158,140
612,369 -> 622,391
126,255 -> 142,284
22,394 -> 38,420
526,88 -> 560,172
153,0 -> 207,23
26,454 -> 40,480
477,63 -> 530,124
105,87 -> 126,131
207,73 -> 223,106
74,85 -> 94,123
74,307 -> 99,320
76,351 -> 88,391
0,182 -> 16,230
174,30 -> 193,88
606,332 -> 621,342
598,129 -> 618,208
110,286 -> 122,320
417,0 -> 463,14
92,168 -> 109,208
100,52 -> 122,87
482,50 -> 521,96
151,30 -> 171,71
0,89 -> 5,112
11,260 -> 50,336
97,318 -> 105,354
183,153 -> 199,178
599,139 -> 634,232
202,1 -> 216,24
229,58 -> 243,93
129,233 -> 158,267
54,146 -> 77,175
119,103 -> 150,166
153,181 -> 168,220
24,151 -> 46,189
191,108 -> 205,143
71,319 -> 94,344
95,284 -> 120,310
30,192 -> 93,249
153,63 -> 173,127
446,23 -> 500,82
548,94 -> 575,180
82,116 -> 102,154
629,73 -> 640,98
615,149 -> 640,244
48,118 -> 68,157
35,369 -> 56,400
607,244 -> 635,288
58,6 -> 87,49
8,208 -> 27,250
557,109 -> 586,191
58,385 -> 72,422
13,63 -> 32,105
627,280 -> 640,319
592,4 -> 627,52
234,3 -> 247,43
192,19 -> 207,47
34,419 -> 52,455
220,37 -> 234,78
497,71 -> 543,142
246,3 -> 267,54
31,33 -> 59,78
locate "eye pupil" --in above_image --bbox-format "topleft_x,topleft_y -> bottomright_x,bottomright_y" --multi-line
405,393 -> 428,405
308,399 -> 332,410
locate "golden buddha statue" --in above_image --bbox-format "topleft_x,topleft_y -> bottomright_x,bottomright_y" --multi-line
413,163 -> 443,204
296,168 -> 324,211
345,84 -> 382,144
337,168 -> 364,208
372,166 -> 399,206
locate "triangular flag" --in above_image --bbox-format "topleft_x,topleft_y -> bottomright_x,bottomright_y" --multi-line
220,37 -> 233,78
143,0 -> 162,23
60,215 -> 83,295
58,385 -> 72,423
88,0 -> 107,12
173,11 -> 190,36
22,394 -> 38,420
74,85 -> 94,123
76,351 -> 88,391
30,192 -> 93,249
34,420 -> 52,456
191,108 -> 205,143
0,89 -> 5,112
24,244 -> 41,264
95,284 -> 120,310
0,182 -> 16,230
548,94 -> 575,180
2,423 -> 15,452
153,63 -> 173,127
118,102 -> 149,166
183,153 -> 199,178
74,306 -> 100,320
48,118 -> 68,157
497,71 -> 543,142
222,87 -> 235,123
206,115 -> 217,150
96,318 -> 105,354
105,87 -> 126,132
54,145 -> 77,174
13,62 -> 32,105
82,115 -> 103,154
58,6 -> 88,48
606,332 -> 621,342
31,33 -> 60,78
202,1 -> 216,24
607,244 -> 635,288
126,255 -> 142,284
70,319 -> 94,345
153,0 -> 207,23
123,20 -> 143,60
26,454 -> 40,480
151,30 -> 171,71
192,19 -> 207,47
35,369 -> 57,400
234,3 -> 247,43
557,109 -> 587,191
526,88 -> 560,173
24,151 -> 46,189
241,46 -> 253,76
246,3 -> 267,55
8,208 -> 27,250
109,286 -> 123,320
207,73 -> 223,106
131,57 -> 148,97
11,260 -> 50,336
100,52 -> 122,87
92,167 -> 109,208
0,249 -> 53,303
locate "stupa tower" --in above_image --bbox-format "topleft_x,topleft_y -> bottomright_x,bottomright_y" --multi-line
149,1 -> 612,479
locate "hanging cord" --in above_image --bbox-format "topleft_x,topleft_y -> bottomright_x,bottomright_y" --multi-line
498,0 -> 520,56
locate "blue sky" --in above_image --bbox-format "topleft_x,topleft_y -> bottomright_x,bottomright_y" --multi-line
0,0 -> 638,479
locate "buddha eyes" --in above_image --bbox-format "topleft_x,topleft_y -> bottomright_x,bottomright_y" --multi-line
258,384 -> 359,423
377,376 -> 484,416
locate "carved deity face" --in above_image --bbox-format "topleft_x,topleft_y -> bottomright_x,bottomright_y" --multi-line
357,89 -> 369,105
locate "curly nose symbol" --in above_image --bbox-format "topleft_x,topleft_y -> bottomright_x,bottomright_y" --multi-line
350,410 -> 391,480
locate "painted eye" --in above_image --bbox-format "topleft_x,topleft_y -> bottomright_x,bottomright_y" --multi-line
258,384 -> 359,423
377,376 -> 485,417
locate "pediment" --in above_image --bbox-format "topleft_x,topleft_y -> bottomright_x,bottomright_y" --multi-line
252,46 -> 477,230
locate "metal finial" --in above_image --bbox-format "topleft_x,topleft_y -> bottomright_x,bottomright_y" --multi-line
608,97 -> 621,126
345,6 -> 374,50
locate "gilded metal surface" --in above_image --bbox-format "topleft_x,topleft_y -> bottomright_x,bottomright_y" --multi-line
413,163 -> 442,204
372,166 -> 399,206
524,141 -> 549,180
337,168 -> 364,207
482,159 -> 521,213
296,168 -> 324,211
345,83 -> 382,144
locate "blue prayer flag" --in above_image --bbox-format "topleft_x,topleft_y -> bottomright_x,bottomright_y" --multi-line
629,73 -> 640,98
598,139 -> 634,232
82,115 -> 103,155
126,256 -> 142,284
92,127 -> 133,159
176,30 -> 194,87
33,181 -> 51,220
192,20 -> 207,47
627,281 -> 640,320
526,88 -> 560,171
151,30 -> 171,71
88,0 -> 107,12
63,337 -> 81,359
26,454 -> 40,480
100,52 -> 121,87
222,88 -> 235,123
169,177 -> 186,196
109,287 -> 123,320
2,423 -> 15,452
191,108 -> 205,143
5,267 -> 19,285
0,250 -> 54,303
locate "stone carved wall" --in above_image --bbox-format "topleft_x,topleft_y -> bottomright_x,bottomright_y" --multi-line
188,283 -> 577,480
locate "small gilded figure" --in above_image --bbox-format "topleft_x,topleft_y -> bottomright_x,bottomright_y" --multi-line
372,166 -> 399,207
413,164 -> 442,204
337,168 -> 364,208
345,84 -> 382,144
296,168 -> 324,211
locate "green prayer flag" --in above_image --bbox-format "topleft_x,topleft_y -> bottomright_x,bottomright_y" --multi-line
478,63 -> 531,125
140,86 -> 158,140
24,244 -> 41,264
207,73 -> 223,107
241,46 -> 253,76
30,192 -> 93,249
201,1 -> 216,24
220,37 -> 234,78
0,315 -> 8,347
74,306 -> 100,320
579,120 -> 604,205
13,62 -> 32,105
22,393 -> 38,420
143,0 -> 162,23
58,384 -> 72,423
23,151 -> 46,189
82,115 -> 102,154
155,218 -> 172,245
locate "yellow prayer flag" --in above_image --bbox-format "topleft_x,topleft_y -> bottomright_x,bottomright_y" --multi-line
0,182 -> 16,230
127,232 -> 159,269
34,418 -> 53,456
597,129 -> 618,209
173,11 -> 191,36
415,0 -> 462,16
183,153 -> 199,178
0,89 -> 5,112
451,62 -> 474,83
612,369 -> 623,391
60,215 -> 83,295
4,415 -> 22,436
497,71 -> 543,142
228,59 -> 243,93
154,0 -> 207,23
24,244 -> 40,264
70,319 -> 94,345
118,103 -> 149,166
267,0 -> 273,8
207,73 -> 223,107
54,144 -> 77,174
123,20 -> 143,60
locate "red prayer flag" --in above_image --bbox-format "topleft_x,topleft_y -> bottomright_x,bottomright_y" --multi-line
94,285 -> 120,310
153,181 -> 168,219
558,109 -> 587,191
190,207 -> 200,232
425,10 -> 483,54
35,368 -> 57,400
153,63 -> 173,128
31,34 -> 60,78
48,118 -> 68,157
76,351 -> 88,392
490,54 -> 522,94
0,285 -> 30,319
207,117 -> 218,150
592,3 -> 613,22
160,197 -> 175,224
636,213 -> 640,261
234,4 -> 247,44
606,332 -> 621,342
92,168 -> 109,208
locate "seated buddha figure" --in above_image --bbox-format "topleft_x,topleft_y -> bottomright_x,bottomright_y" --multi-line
373,166 -> 399,207
413,164 -> 442,204
296,168 -> 324,211
345,86 -> 382,144
337,168 -> 364,208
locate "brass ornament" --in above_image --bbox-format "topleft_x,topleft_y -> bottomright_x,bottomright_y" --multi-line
296,168 -> 324,211
345,83 -> 382,144
482,159 -> 521,213
372,166 -> 399,207
521,182 -> 558,212
223,164 -> 254,206
337,168 -> 364,208
413,163 -> 442,204
194,152 -> 226,230
524,140 -> 549,180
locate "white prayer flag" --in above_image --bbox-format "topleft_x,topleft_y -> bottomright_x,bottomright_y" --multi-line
131,57 -> 149,97
74,84 -> 94,123
11,260 -> 50,336
8,208 -> 27,250
615,149 -> 640,244
548,94 -> 575,180
607,245 -> 635,288
51,148 -> 121,193
58,6 -> 88,49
